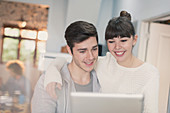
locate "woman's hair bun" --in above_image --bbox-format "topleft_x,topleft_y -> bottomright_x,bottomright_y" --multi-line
120,10 -> 131,21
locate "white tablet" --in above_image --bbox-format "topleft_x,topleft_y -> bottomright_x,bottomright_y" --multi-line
70,92 -> 143,113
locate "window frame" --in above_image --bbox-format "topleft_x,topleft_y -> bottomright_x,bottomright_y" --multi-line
0,24 -> 46,66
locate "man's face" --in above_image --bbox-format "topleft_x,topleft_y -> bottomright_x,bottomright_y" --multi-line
70,36 -> 98,72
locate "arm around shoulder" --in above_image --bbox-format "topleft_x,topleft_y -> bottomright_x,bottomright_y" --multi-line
44,57 -> 68,89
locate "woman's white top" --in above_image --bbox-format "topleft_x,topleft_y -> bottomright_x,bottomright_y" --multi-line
44,52 -> 160,113
95,52 -> 159,113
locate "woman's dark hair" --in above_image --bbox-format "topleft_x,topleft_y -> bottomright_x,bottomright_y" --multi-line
65,21 -> 98,53
120,10 -> 131,21
105,11 -> 135,40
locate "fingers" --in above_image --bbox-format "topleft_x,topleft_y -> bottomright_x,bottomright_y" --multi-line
51,83 -> 58,100
46,82 -> 58,100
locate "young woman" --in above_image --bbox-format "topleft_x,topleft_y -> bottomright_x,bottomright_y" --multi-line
44,11 -> 159,113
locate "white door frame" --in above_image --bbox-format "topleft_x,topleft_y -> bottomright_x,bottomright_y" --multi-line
138,14 -> 170,113
138,13 -> 170,61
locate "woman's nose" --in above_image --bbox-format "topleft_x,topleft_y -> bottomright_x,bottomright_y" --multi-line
115,42 -> 121,49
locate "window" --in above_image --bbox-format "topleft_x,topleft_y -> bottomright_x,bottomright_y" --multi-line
0,25 -> 48,66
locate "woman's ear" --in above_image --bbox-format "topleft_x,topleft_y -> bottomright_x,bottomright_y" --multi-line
66,45 -> 73,56
133,35 -> 138,46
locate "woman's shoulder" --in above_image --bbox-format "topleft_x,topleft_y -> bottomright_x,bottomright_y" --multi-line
143,62 -> 159,71
142,62 -> 160,77
98,52 -> 116,63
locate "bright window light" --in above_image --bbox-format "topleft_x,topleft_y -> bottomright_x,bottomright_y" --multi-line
38,31 -> 48,40
37,41 -> 46,53
20,40 -> 35,61
21,30 -> 37,39
4,27 -> 20,37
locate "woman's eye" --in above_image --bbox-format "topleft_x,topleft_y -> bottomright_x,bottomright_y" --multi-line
108,41 -> 115,43
121,40 -> 127,42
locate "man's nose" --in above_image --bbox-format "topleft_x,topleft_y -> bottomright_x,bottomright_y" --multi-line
87,51 -> 94,60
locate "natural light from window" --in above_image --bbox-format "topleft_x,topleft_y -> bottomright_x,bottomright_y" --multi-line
2,27 -> 48,64
38,31 -> 48,41
4,28 -> 19,37
21,30 -> 37,39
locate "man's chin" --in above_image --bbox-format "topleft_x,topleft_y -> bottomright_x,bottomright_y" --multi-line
85,67 -> 94,72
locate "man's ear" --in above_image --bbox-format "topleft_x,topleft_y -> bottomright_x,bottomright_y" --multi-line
133,35 -> 138,46
66,45 -> 73,56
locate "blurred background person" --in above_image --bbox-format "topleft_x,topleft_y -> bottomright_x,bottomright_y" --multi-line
3,60 -> 32,102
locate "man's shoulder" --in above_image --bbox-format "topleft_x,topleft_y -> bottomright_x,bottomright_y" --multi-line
90,70 -> 97,76
34,74 -> 45,90
60,63 -> 69,75
90,70 -> 99,82
60,63 -> 71,81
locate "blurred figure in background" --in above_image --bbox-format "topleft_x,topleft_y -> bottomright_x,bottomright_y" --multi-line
3,60 -> 32,101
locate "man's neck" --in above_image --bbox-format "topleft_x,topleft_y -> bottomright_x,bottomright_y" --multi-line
68,62 -> 91,85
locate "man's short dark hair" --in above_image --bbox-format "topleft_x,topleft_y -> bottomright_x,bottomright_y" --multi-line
65,21 -> 98,53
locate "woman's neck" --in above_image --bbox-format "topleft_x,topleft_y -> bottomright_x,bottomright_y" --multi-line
117,55 -> 143,68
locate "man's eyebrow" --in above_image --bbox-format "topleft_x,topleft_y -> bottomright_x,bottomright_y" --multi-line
77,48 -> 87,51
92,45 -> 98,48
77,45 -> 98,51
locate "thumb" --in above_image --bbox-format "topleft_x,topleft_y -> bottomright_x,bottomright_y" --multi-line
57,83 -> 62,90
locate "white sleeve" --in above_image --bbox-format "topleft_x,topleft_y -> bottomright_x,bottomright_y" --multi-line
94,53 -> 113,73
143,70 -> 160,113
94,56 -> 105,71
43,57 -> 70,89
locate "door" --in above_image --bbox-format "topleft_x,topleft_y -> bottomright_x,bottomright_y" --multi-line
146,23 -> 170,113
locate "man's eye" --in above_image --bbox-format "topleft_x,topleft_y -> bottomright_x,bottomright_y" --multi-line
92,48 -> 98,51
121,40 -> 127,42
108,41 -> 115,43
79,51 -> 85,53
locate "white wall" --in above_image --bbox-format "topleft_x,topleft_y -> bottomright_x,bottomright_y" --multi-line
113,0 -> 170,21
96,0 -> 114,45
112,0 -> 170,56
66,0 -> 101,26
8,0 -> 114,53
46,0 -> 68,53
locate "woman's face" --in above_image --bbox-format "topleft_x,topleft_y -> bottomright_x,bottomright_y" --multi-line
107,35 -> 137,65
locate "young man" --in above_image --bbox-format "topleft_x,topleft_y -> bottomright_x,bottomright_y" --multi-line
31,21 -> 101,113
